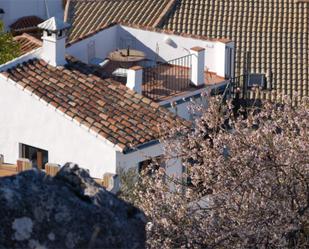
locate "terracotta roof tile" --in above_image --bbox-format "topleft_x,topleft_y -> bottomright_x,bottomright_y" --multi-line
10,16 -> 44,31
2,57 -> 187,151
66,0 -> 177,43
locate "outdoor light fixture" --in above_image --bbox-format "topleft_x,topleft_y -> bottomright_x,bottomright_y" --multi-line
0,9 -> 4,19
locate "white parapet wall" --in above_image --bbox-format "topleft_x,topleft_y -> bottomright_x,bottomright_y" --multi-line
66,25 -> 119,63
118,25 -> 234,78
67,24 -> 234,79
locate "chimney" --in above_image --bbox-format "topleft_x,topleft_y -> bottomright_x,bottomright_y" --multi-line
38,17 -> 71,67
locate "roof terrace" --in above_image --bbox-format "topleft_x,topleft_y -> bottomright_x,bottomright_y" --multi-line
66,23 -> 234,102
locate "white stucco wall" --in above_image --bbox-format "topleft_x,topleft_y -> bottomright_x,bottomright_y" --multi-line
116,143 -> 163,171
116,142 -> 183,178
0,0 -> 63,30
160,81 -> 227,120
0,74 -> 119,178
119,26 -> 231,78
67,25 -> 118,63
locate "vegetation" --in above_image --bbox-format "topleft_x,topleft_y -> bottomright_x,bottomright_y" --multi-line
0,21 -> 20,64
121,96 -> 309,248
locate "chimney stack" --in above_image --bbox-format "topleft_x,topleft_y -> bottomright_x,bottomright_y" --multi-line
38,17 -> 71,67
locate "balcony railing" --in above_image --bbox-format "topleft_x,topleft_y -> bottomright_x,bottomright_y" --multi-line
142,54 -> 193,101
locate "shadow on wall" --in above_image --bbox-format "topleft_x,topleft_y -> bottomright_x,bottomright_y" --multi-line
118,28 -> 170,64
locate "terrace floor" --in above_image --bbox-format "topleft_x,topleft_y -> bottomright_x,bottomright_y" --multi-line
101,61 -> 226,102
142,64 -> 225,101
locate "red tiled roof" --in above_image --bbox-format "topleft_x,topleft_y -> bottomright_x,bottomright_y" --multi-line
66,0 -> 177,43
10,16 -> 44,31
13,33 -> 42,56
1,57 -> 188,151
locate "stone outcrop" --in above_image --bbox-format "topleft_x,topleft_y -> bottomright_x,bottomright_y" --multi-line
0,163 -> 145,249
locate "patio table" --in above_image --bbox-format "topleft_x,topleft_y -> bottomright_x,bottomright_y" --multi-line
108,48 -> 146,68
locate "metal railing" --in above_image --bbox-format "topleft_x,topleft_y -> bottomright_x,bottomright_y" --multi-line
222,75 -> 246,101
142,54 -> 193,101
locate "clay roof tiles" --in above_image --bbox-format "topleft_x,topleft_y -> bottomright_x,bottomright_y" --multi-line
1,57 -> 187,151
10,16 -> 44,32
66,0 -> 177,43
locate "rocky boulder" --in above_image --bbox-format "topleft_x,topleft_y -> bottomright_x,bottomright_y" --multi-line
0,163 -> 146,249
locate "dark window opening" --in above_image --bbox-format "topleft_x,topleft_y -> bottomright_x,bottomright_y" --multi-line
138,156 -> 165,176
21,144 -> 48,170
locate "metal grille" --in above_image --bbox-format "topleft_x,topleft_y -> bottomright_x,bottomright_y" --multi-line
142,54 -> 193,101
222,75 -> 245,101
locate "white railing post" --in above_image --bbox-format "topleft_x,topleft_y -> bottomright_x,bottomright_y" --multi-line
126,66 -> 143,94
190,46 -> 205,86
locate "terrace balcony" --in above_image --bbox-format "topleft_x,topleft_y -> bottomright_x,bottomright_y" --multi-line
67,23 -> 234,103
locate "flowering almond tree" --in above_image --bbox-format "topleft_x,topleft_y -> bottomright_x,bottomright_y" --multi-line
126,96 -> 309,248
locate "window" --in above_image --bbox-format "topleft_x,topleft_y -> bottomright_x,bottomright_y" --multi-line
138,156 -> 165,176
20,144 -> 48,169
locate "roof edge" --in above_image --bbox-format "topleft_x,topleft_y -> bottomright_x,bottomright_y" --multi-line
67,21 -> 231,47
0,47 -> 42,72
123,140 -> 161,154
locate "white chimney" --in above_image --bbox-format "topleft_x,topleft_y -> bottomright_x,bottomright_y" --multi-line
38,17 -> 71,67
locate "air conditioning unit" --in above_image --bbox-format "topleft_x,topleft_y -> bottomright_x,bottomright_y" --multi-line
248,73 -> 266,89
